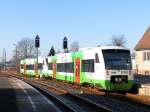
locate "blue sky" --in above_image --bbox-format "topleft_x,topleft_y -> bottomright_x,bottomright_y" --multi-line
0,0 -> 150,60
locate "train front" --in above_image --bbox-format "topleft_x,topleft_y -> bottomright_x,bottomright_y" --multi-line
102,48 -> 134,91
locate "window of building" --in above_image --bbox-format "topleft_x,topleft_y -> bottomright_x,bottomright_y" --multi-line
147,52 -> 150,60
145,71 -> 149,75
143,51 -> 150,61
82,59 -> 94,72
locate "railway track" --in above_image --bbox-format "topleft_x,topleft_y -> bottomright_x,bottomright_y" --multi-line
1,72 -> 150,112
1,73 -> 110,112
26,77 -> 150,112
24,78 -> 111,112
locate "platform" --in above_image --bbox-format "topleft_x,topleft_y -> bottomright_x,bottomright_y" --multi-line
0,76 -> 62,112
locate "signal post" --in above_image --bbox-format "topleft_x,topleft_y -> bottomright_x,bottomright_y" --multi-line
35,35 -> 40,80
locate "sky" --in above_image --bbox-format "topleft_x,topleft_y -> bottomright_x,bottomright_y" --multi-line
0,0 -> 150,60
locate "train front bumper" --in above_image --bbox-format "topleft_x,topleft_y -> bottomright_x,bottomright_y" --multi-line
104,79 -> 134,91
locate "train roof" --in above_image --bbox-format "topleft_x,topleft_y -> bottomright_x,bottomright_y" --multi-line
98,46 -> 129,50
20,46 -> 130,62
79,46 -> 129,51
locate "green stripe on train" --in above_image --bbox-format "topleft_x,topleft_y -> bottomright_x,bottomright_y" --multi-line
54,70 -> 134,91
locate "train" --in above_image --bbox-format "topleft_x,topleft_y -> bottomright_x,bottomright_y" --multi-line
20,46 -> 134,91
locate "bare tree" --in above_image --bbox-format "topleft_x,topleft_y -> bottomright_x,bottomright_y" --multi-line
111,35 -> 126,47
13,37 -> 40,61
70,41 -> 79,52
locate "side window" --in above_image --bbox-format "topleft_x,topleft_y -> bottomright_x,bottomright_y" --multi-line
57,63 -> 74,73
31,65 -> 34,70
46,58 -> 48,64
95,53 -> 99,63
69,62 -> 74,73
82,59 -> 94,72
48,63 -> 53,70
64,62 -> 74,73
26,64 -> 34,70
57,63 -> 64,72
26,65 -> 29,70
21,65 -> 24,69
43,60 -> 44,65
38,63 -> 43,69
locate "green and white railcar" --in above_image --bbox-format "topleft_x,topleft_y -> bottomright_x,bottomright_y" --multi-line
25,58 -> 35,77
21,46 -> 134,91
37,57 -> 45,78
44,46 -> 133,91
22,57 -> 44,77
56,53 -> 74,82
78,46 -> 133,91
20,59 -> 25,75
43,57 -> 53,78
43,55 -> 57,78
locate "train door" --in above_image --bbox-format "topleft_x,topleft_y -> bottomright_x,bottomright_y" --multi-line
75,58 -> 80,83
53,60 -> 56,79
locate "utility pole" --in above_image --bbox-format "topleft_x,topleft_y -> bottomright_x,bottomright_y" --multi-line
5,49 -> 6,71
3,48 -> 6,71
2,49 -> 4,70
13,44 -> 17,73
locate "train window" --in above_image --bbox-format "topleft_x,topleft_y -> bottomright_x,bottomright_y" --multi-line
21,65 -> 24,69
57,63 -> 64,72
64,63 -> 67,72
46,58 -> 48,64
57,63 -> 74,73
38,63 -> 43,69
48,63 -> 53,70
31,65 -> 34,70
56,64 -> 59,72
69,62 -> 74,73
95,53 -> 99,63
64,62 -> 74,73
82,59 -> 94,72
26,65 -> 29,70
26,65 -> 34,70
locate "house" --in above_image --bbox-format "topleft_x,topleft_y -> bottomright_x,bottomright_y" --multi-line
135,26 -> 150,75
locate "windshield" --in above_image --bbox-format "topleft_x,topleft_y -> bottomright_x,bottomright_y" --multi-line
102,49 -> 132,70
